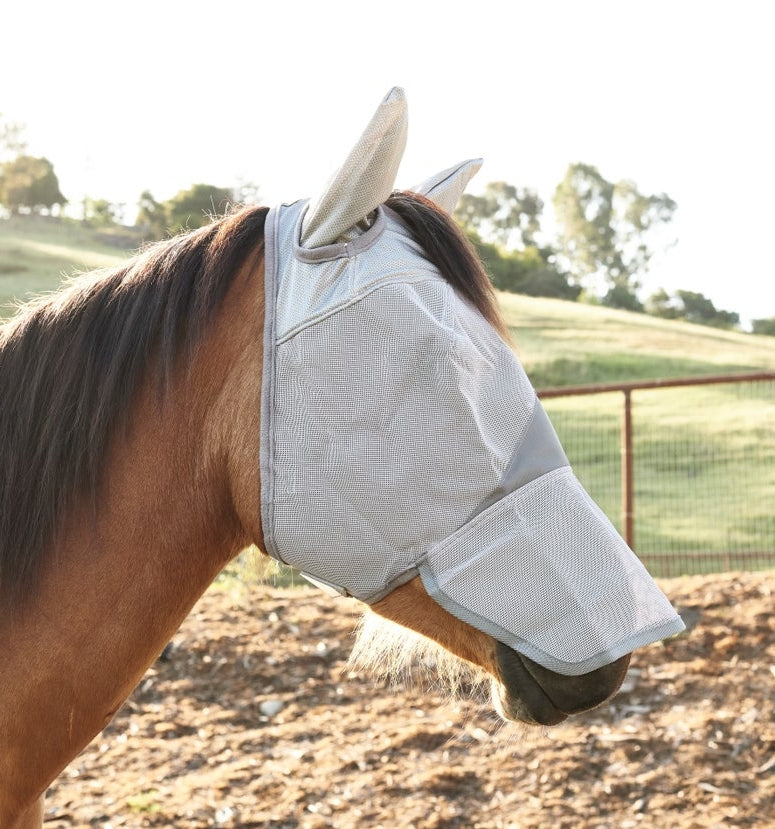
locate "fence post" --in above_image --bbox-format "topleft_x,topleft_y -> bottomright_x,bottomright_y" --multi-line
622,389 -> 635,550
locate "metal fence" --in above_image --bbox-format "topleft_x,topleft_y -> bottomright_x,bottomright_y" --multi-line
538,371 -> 775,577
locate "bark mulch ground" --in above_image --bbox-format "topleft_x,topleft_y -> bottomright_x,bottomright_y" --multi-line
46,571 -> 774,828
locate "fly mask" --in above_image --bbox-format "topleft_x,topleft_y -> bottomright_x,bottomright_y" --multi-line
260,88 -> 685,676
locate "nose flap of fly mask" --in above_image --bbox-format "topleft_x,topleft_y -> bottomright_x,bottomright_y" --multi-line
418,464 -> 686,676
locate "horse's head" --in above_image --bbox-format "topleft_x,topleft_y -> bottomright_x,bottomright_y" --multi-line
259,88 -> 684,725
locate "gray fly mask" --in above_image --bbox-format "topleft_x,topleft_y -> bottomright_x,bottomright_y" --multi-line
260,88 -> 684,676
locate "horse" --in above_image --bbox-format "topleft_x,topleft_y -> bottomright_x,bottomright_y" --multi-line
0,88 -> 683,828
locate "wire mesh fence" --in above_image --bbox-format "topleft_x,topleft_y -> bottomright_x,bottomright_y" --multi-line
540,372 -> 775,577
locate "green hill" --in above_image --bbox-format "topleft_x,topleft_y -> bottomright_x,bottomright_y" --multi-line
498,292 -> 775,388
0,216 -> 134,315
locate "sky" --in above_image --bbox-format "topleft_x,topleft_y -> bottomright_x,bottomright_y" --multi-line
2,0 -> 773,326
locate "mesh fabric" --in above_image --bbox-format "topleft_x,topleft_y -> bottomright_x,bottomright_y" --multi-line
260,198 -> 685,674
419,467 -> 683,674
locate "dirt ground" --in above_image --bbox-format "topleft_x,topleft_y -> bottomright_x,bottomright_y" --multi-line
45,571 -> 774,828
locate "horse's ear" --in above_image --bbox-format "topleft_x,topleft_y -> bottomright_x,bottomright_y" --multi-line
411,158 -> 483,215
301,87 -> 408,248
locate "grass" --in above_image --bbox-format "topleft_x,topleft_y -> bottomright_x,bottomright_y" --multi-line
0,215 -> 131,316
2,215 -> 774,577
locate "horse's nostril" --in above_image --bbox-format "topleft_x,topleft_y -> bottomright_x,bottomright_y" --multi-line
496,641 -> 631,721
526,650 -> 630,714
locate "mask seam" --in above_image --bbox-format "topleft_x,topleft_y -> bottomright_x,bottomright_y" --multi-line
276,274 -> 448,346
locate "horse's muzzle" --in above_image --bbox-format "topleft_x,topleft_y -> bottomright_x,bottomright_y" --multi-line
492,640 -> 631,725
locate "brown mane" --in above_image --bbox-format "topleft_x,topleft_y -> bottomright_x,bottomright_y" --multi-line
386,191 -> 509,341
0,206 -> 268,598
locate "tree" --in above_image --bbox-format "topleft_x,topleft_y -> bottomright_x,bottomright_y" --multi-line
675,290 -> 739,328
83,197 -> 124,227
646,287 -> 739,329
553,163 -> 676,310
468,233 -> 579,300
603,283 -> 644,312
452,179 -> 578,300
165,183 -> 233,233
136,184 -> 235,239
0,155 -> 66,214
645,288 -> 681,319
455,181 -> 543,249
136,190 -> 168,239
751,317 -> 775,336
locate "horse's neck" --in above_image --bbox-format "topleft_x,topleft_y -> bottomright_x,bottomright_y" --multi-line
0,259 -> 264,823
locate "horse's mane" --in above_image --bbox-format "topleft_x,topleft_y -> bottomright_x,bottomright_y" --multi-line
386,191 -> 509,341
0,206 -> 269,598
